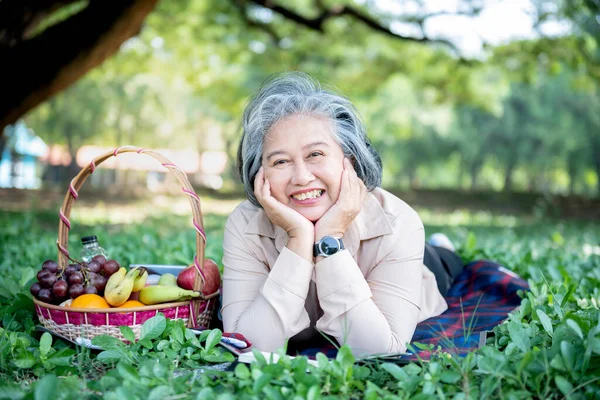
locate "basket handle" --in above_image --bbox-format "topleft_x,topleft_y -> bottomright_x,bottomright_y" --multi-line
56,146 -> 217,327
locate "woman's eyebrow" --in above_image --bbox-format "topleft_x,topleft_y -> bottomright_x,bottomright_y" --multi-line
265,142 -> 330,161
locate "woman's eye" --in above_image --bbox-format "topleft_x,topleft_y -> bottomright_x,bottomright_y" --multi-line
273,159 -> 287,166
309,152 -> 323,158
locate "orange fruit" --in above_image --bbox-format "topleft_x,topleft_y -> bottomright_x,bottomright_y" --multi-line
70,294 -> 110,309
116,300 -> 146,308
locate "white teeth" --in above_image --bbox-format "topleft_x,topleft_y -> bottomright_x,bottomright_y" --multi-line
292,190 -> 323,200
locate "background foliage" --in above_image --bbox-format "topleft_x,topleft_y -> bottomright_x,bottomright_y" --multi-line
16,0 -> 600,197
0,200 -> 599,398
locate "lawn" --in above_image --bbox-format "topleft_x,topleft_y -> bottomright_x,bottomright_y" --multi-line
0,195 -> 599,399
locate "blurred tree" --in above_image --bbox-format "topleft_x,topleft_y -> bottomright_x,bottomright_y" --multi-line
449,105 -> 498,190
0,0 -> 504,157
0,0 -> 159,131
25,79 -> 107,174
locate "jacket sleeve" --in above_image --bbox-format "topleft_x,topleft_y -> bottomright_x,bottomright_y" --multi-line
221,215 -> 313,352
315,210 -> 425,356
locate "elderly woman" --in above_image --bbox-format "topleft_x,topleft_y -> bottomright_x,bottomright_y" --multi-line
222,72 -> 463,356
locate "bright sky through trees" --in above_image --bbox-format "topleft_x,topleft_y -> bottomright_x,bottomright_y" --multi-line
373,0 -> 571,56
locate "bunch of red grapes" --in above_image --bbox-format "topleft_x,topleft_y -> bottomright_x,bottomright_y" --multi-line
30,255 -> 120,305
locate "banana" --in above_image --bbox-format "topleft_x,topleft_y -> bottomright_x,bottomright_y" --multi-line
157,273 -> 178,287
104,267 -> 134,306
128,267 -> 149,292
139,285 -> 200,305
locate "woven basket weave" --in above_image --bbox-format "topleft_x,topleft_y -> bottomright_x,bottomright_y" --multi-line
33,146 -> 219,342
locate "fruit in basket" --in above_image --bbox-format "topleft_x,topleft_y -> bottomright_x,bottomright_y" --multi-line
158,273 -> 178,287
88,272 -> 107,292
69,283 -> 85,299
65,264 -> 80,275
84,285 -> 98,294
102,260 -> 120,277
37,269 -> 57,288
104,267 -> 139,306
68,271 -> 84,285
117,300 -> 145,308
86,260 -> 102,274
130,267 -> 149,292
30,282 -> 42,297
38,288 -> 52,303
42,260 -> 59,273
177,259 -> 221,295
31,257 -> 127,305
71,293 -> 110,309
92,254 -> 108,266
52,280 -> 69,298
139,285 -> 200,305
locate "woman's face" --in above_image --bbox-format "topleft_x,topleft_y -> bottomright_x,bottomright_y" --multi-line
261,114 -> 345,222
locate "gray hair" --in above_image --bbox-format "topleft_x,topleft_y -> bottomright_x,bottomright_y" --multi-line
237,72 -> 382,207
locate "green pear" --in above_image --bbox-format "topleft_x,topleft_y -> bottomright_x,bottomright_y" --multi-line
157,273 -> 178,287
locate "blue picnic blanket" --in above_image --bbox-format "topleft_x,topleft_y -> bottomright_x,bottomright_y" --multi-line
298,260 -> 529,361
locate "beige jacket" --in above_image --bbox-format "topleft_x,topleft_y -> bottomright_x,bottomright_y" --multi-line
221,188 -> 447,356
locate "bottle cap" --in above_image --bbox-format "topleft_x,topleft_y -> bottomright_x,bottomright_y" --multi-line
81,236 -> 98,245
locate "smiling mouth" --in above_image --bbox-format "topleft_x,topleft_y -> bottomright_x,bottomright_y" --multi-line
291,189 -> 324,201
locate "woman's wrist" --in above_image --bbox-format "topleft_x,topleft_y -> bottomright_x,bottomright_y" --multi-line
286,234 -> 315,263
315,228 -> 345,243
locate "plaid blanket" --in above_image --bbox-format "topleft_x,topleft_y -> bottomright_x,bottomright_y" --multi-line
298,260 -> 529,362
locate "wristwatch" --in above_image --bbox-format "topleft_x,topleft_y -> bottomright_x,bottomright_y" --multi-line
313,236 -> 345,258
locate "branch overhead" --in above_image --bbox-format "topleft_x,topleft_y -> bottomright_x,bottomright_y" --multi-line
242,0 -> 463,53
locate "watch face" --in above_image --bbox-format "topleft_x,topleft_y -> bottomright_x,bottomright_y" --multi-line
319,236 -> 340,256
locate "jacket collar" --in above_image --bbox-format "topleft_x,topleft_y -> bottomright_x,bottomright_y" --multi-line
244,191 -> 393,255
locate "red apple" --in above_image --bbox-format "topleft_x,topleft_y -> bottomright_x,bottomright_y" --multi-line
177,259 -> 221,296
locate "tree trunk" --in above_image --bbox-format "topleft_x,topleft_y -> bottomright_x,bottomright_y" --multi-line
0,0 -> 158,131
0,133 -> 6,163
503,157 -> 517,193
567,153 -> 577,196
469,159 -> 483,191
593,151 -> 600,197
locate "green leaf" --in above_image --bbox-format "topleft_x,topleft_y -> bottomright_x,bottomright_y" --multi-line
234,363 -> 250,380
440,370 -> 461,384
560,341 -> 576,374
97,350 -> 123,363
316,353 -> 329,369
335,345 -> 355,368
566,319 -> 583,340
536,309 -> 553,337
120,326 -> 136,343
34,374 -> 58,400
13,352 -> 35,369
381,363 -> 407,380
205,329 -> 222,351
117,362 -> 140,381
252,372 -> 272,394
560,283 -> 577,307
148,386 -> 173,400
0,385 -> 25,400
465,232 -> 477,252
92,334 -> 123,351
252,349 -> 267,366
140,314 -> 167,341
554,375 -> 573,396
508,321 -> 531,353
39,332 -> 52,357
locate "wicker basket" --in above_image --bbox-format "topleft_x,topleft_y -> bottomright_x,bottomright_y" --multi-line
33,146 -> 219,342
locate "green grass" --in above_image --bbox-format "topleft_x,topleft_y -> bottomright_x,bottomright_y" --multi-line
0,199 -> 599,399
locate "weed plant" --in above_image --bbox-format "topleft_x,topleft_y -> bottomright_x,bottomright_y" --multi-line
0,205 -> 599,399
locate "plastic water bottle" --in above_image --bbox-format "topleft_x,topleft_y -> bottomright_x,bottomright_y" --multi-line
80,236 -> 109,263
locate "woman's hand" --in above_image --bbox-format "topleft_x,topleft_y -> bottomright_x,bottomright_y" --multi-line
254,167 -> 314,240
315,158 -> 367,241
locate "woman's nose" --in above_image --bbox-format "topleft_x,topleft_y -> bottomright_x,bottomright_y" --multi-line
291,162 -> 314,186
